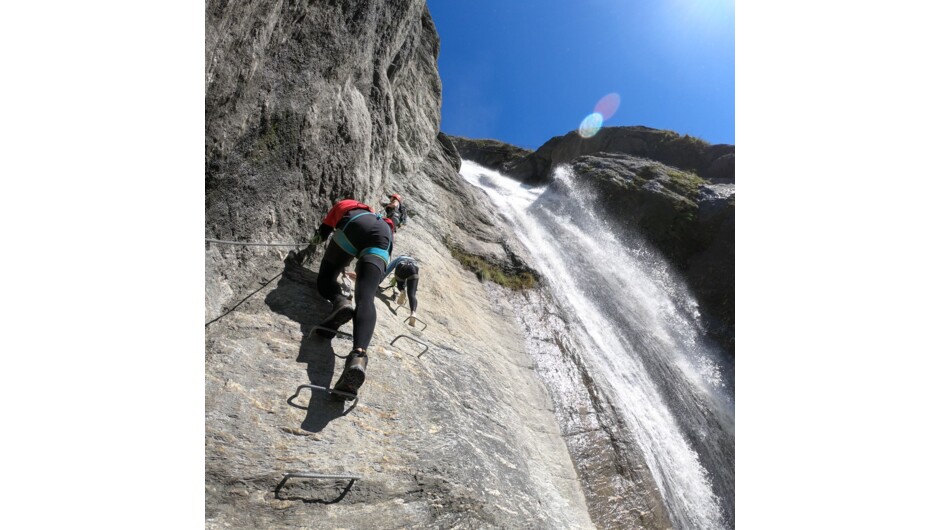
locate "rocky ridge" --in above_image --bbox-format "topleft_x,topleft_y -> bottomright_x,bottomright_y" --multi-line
447,135 -> 533,172
509,126 -> 734,184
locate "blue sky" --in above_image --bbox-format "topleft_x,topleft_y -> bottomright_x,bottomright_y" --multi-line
427,0 -> 734,149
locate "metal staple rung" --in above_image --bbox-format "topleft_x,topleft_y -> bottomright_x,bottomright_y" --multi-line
402,315 -> 428,331
391,334 -> 430,358
289,384 -> 359,404
275,472 -> 361,499
283,472 -> 362,481
309,326 -> 353,341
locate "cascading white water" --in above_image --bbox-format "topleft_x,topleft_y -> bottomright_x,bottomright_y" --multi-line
460,160 -> 735,529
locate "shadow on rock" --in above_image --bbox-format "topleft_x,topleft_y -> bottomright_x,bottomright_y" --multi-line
374,284 -> 402,316
265,258 -> 352,433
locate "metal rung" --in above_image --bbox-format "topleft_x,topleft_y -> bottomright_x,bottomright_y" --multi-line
309,326 -> 353,340
288,384 -> 359,406
275,472 -> 361,499
402,315 -> 428,331
391,334 -> 430,358
283,472 -> 362,481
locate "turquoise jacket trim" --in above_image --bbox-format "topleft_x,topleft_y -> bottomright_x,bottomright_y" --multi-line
360,247 -> 391,265
334,211 -> 392,265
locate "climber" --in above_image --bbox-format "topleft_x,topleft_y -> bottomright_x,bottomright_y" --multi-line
381,193 -> 408,230
385,255 -> 420,320
306,198 -> 395,396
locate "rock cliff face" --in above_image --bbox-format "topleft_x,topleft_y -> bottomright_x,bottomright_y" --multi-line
448,135 -> 533,173
499,126 -> 735,185
451,130 -> 735,355
205,1 -> 595,528
206,1 -> 734,527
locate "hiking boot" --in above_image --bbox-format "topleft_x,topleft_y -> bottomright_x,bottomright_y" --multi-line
315,298 -> 354,338
334,351 -> 368,397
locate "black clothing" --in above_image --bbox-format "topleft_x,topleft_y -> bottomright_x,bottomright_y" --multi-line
318,208 -> 393,254
394,260 -> 420,313
384,203 -> 408,228
352,258 -> 384,350
315,210 -> 393,352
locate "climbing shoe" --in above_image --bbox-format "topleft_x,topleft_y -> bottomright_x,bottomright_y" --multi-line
315,298 -> 354,339
334,351 -> 368,397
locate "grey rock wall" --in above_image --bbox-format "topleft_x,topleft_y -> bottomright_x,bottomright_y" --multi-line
205,1 -> 598,528
205,215 -> 594,529
206,0 -> 436,312
446,135 -> 533,173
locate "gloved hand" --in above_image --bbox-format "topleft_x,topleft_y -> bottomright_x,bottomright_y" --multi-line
389,276 -> 398,289
298,244 -> 315,266
309,232 -> 324,246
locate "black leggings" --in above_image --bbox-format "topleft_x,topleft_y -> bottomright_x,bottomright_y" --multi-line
317,245 -> 386,352
317,240 -> 354,305
316,210 -> 392,304
351,256 -> 384,351
395,261 -> 419,313
403,278 -> 418,313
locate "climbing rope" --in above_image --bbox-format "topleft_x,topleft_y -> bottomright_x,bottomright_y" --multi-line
204,238 -> 305,326
204,272 -> 284,327
205,238 -> 305,247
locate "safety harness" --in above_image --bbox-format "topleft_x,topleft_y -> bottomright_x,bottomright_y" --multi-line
394,258 -> 419,282
333,211 -> 392,264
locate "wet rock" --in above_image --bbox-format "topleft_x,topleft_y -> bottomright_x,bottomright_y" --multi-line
446,135 -> 533,174
448,131 -> 735,353
567,153 -> 735,354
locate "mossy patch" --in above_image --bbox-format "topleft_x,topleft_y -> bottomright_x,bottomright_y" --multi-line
655,130 -> 710,150
249,112 -> 302,165
251,120 -> 281,162
447,244 -> 537,290
633,164 -> 703,198
666,168 -> 706,196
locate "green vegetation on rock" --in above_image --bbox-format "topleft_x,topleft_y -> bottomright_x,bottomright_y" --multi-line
447,244 -> 538,290
665,168 -> 706,196
251,120 -> 281,162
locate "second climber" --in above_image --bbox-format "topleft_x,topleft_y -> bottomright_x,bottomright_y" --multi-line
385,254 -> 420,322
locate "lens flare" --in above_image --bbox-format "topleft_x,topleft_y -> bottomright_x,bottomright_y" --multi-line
594,92 -> 621,120
578,112 -> 603,138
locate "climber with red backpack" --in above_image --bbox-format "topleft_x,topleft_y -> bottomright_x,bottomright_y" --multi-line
302,198 -> 396,396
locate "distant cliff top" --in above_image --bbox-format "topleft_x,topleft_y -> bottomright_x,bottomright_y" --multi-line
446,135 -> 533,171
448,126 -> 734,184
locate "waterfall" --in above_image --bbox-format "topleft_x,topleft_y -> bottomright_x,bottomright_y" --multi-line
460,161 -> 735,529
